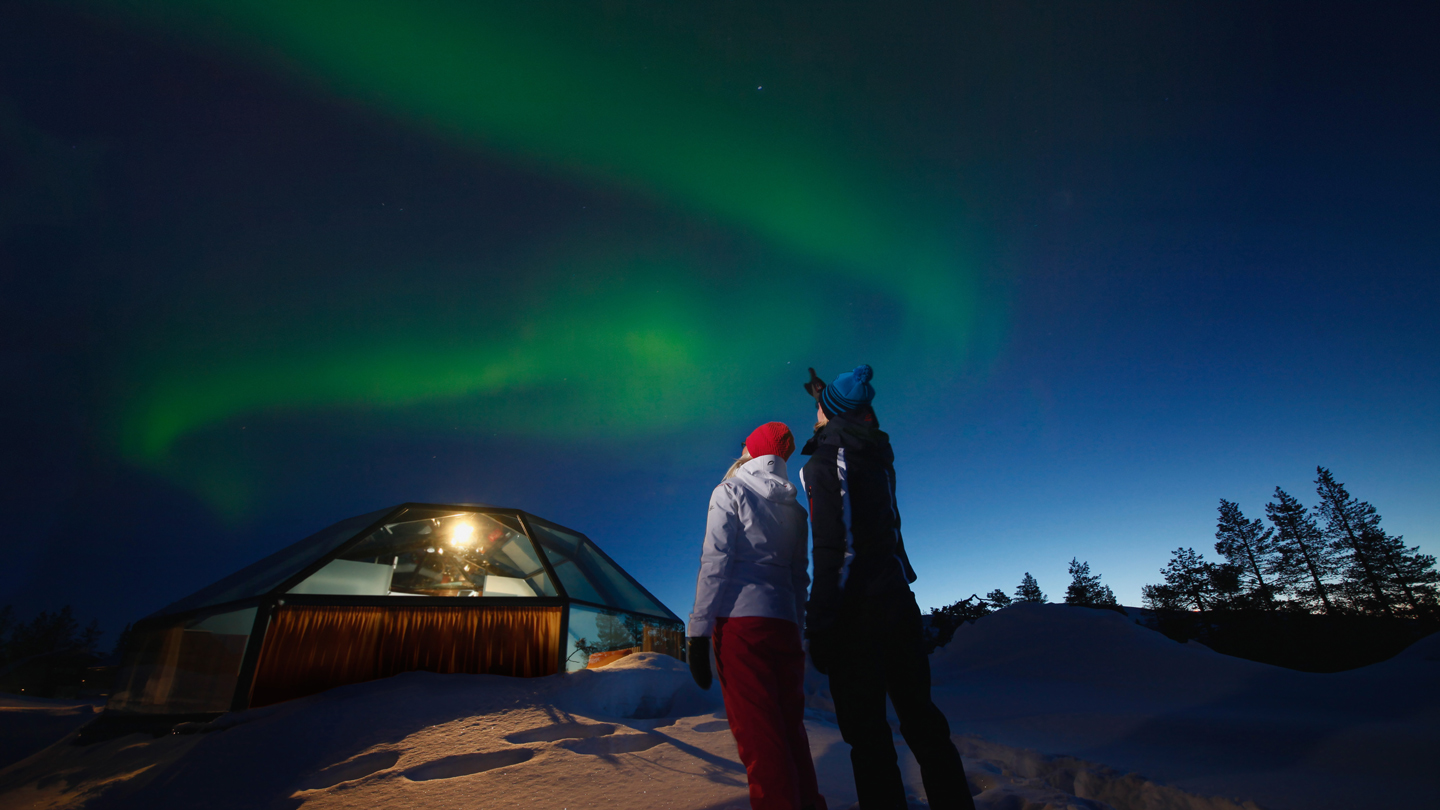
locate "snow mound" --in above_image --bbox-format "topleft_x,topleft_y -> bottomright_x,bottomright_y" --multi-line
556,651 -> 719,719
932,603 -> 1268,699
927,603 -> 1440,810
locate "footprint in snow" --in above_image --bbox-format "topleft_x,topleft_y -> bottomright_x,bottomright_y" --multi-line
298,750 -> 401,790
505,721 -> 618,743
505,719 -> 665,756
559,733 -> 664,755
403,749 -> 534,781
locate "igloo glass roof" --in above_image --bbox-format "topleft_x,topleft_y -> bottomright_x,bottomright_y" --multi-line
154,507 -> 393,618
151,504 -> 677,623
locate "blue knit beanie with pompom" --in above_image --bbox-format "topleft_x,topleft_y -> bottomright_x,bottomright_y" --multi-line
820,364 -> 875,417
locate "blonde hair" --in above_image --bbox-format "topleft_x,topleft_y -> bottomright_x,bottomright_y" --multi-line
722,448 -> 753,482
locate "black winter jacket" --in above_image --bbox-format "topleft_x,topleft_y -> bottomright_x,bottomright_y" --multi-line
799,409 -> 917,637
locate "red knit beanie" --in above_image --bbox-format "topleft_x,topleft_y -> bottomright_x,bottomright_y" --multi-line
745,422 -> 795,461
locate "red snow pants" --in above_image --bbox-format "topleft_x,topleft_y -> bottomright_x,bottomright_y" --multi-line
713,616 -> 827,810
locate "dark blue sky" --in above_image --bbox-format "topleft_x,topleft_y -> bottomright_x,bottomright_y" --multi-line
2,1 -> 1436,635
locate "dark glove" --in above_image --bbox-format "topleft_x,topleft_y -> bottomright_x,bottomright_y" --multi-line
687,637 -> 712,690
804,367 -> 826,401
807,632 -> 836,675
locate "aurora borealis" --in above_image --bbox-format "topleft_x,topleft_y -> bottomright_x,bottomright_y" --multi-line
3,1 -> 1437,631
97,0 -> 991,502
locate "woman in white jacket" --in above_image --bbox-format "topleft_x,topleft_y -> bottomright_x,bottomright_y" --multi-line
688,422 -> 826,810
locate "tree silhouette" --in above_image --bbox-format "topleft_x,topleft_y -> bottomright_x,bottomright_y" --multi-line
7,606 -> 83,660
111,623 -> 134,660
1064,559 -> 1117,607
1366,525 -> 1440,619
925,594 -> 992,651
1014,573 -> 1046,603
1214,499 -> 1282,609
1314,467 -> 1392,615
596,612 -> 636,652
1151,547 -> 1217,613
1267,487 -> 1339,614
985,589 -> 1012,609
1141,582 -> 1182,612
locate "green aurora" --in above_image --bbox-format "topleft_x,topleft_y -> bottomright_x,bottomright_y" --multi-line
87,0 -> 998,511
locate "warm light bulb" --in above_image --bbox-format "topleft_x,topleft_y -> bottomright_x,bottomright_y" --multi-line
451,522 -> 476,546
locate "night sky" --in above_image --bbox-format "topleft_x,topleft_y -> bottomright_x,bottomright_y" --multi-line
3,1 -> 1436,639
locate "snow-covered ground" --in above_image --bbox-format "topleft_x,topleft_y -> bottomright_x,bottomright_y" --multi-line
0,696 -> 100,773
0,604 -> 1434,810
926,604 -> 1440,809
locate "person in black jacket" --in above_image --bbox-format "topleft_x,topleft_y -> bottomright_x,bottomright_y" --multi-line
800,365 -> 975,810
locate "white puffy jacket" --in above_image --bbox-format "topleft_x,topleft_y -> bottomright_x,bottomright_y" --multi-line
687,454 -> 810,637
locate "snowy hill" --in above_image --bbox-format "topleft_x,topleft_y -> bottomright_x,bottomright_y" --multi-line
927,603 -> 1440,809
1,604 -> 1435,810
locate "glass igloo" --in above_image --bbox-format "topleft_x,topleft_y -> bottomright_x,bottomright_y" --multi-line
108,504 -> 684,716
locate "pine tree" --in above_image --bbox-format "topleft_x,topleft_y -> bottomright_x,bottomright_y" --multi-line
9,607 -> 82,660
1266,487 -> 1340,614
1156,547 -> 1217,613
1064,559 -> 1116,606
1014,573 -> 1046,603
925,595 -> 992,651
595,612 -> 635,651
1141,582 -> 1183,612
1366,526 -> 1440,620
78,620 -> 103,656
1207,562 -> 1246,610
621,613 -> 647,649
1314,467 -> 1392,615
1214,499 -> 1282,609
985,589 -> 1012,609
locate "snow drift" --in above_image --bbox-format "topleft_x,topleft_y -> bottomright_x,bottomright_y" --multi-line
928,603 -> 1440,810
1,604 -> 1434,810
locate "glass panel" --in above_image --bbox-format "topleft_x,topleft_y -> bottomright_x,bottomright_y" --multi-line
154,508 -> 393,617
291,510 -> 557,597
564,604 -> 685,672
528,520 -> 672,617
289,559 -> 393,595
108,606 -> 257,714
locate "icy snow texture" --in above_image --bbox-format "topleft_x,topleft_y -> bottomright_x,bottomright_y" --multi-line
0,604 -> 1435,810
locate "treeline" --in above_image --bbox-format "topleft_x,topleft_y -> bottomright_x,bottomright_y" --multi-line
0,605 -> 118,698
926,559 -> 1120,650
1143,467 -> 1438,619
0,605 -> 107,668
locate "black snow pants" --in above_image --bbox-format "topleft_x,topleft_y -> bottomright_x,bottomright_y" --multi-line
828,590 -> 975,810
